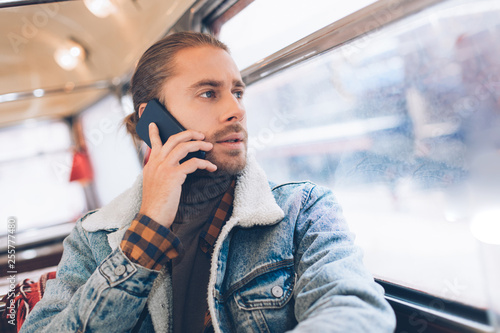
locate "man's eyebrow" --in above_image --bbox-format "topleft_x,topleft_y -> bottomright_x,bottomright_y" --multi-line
234,80 -> 246,89
188,80 -> 222,90
188,79 -> 246,90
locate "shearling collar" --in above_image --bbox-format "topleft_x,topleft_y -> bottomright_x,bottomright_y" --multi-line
81,155 -> 284,248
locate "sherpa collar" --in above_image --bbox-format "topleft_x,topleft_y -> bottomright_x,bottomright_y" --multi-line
81,155 -> 284,248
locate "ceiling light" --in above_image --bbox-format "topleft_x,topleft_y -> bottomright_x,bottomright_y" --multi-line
33,89 -> 45,97
70,46 -> 82,57
83,0 -> 117,18
0,93 -> 18,103
54,40 -> 86,71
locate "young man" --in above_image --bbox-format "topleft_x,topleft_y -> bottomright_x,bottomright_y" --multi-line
21,32 -> 396,332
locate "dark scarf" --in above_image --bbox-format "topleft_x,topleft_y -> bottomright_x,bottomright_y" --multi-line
171,171 -> 232,333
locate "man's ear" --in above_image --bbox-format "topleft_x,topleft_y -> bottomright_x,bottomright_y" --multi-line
138,103 -> 147,118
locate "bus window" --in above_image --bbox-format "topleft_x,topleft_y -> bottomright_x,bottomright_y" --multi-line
212,0 -> 500,310
213,0 -> 377,69
0,120 -> 86,234
78,94 -> 142,206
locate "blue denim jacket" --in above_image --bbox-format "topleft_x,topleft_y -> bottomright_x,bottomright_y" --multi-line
21,157 -> 396,332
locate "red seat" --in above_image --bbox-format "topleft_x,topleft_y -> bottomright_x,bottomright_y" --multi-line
1,271 -> 56,333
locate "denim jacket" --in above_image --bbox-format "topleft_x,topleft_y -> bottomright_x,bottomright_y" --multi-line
21,157 -> 396,333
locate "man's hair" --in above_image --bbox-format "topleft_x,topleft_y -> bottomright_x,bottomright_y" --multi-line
124,31 -> 229,140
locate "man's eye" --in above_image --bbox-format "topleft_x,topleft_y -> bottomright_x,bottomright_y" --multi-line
200,91 -> 215,98
233,91 -> 243,99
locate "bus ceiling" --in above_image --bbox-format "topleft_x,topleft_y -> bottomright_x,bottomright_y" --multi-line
0,0 -> 206,127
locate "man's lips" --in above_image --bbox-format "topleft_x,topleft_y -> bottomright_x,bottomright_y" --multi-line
216,133 -> 245,144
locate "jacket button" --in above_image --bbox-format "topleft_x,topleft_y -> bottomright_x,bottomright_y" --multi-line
271,286 -> 284,298
114,264 -> 126,276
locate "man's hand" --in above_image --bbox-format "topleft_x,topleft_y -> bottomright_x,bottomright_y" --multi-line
139,123 -> 217,228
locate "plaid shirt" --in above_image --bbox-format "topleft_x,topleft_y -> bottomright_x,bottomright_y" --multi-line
120,179 -> 236,332
120,214 -> 182,270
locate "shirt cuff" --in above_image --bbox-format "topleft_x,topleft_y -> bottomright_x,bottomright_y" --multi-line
120,213 -> 183,271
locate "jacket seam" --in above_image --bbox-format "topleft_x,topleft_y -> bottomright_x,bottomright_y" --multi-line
293,184 -> 317,270
271,181 -> 314,191
302,184 -> 316,210
80,278 -> 108,331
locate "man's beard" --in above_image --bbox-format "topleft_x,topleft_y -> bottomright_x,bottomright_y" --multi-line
205,123 -> 248,176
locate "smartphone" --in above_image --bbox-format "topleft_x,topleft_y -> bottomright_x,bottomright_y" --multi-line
135,99 -> 206,162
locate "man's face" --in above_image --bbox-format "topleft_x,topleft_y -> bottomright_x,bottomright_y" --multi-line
161,46 -> 247,175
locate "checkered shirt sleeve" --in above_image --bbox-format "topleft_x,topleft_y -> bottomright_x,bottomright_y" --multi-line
121,213 -> 184,271
199,179 -> 235,253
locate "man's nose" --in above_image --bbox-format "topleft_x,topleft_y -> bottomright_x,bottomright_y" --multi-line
219,93 -> 245,123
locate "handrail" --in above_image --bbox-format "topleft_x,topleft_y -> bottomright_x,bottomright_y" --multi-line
0,80 -> 113,104
0,0 -> 75,9
377,279 -> 494,333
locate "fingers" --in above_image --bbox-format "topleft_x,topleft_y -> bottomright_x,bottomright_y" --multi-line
168,140 -> 213,163
180,156 -> 217,174
146,126 -> 216,170
148,123 -> 205,152
148,123 -> 163,150
150,128 -> 208,159
160,129 -> 206,155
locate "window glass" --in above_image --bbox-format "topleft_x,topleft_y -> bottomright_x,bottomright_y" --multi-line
217,0 -> 377,69
0,121 -> 71,163
80,95 -> 142,206
0,121 -> 86,235
244,0 -> 500,307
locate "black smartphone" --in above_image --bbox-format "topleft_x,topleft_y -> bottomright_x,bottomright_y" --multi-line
135,99 -> 206,162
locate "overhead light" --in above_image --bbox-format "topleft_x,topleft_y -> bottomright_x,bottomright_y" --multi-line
0,93 -> 18,103
83,0 -> 117,18
33,89 -> 45,98
54,39 -> 86,71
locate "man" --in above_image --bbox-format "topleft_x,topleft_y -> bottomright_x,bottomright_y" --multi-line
21,32 -> 396,332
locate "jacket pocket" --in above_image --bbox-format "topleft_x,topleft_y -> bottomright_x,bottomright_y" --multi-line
232,259 -> 295,310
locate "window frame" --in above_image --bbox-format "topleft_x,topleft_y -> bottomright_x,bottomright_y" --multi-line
204,0 -> 254,35
207,0 -> 448,85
